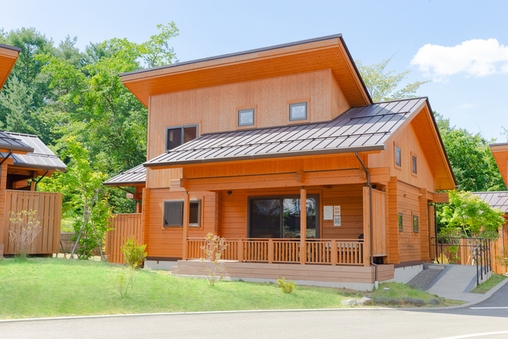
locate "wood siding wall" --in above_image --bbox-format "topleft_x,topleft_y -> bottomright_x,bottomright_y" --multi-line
397,181 -> 426,263
492,223 -> 508,274
148,69 -> 350,160
106,213 -> 143,264
3,190 -> 62,255
372,189 -> 387,256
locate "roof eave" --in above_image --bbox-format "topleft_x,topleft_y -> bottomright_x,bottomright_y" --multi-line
144,145 -> 385,169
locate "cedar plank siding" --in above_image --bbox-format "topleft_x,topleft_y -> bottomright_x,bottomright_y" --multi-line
147,69 -> 349,161
397,181 -> 423,263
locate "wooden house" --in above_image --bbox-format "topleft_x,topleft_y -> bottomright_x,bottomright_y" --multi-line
0,43 -> 66,257
108,35 -> 455,289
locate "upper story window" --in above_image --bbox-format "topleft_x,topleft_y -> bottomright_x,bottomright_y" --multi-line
289,102 -> 307,121
412,154 -> 418,174
238,109 -> 254,127
395,146 -> 402,167
166,125 -> 198,151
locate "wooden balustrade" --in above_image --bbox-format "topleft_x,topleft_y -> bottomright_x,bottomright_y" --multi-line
186,237 -> 363,265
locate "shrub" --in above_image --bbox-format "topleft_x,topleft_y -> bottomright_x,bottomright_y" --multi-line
8,210 -> 41,259
277,277 -> 296,294
200,233 -> 228,286
121,238 -> 147,269
116,267 -> 136,298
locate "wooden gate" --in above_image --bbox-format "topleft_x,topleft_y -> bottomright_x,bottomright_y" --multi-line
4,190 -> 62,255
106,213 -> 143,264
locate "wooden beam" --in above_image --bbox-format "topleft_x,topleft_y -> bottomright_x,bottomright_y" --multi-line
182,192 -> 190,261
432,192 -> 449,203
300,187 -> 307,265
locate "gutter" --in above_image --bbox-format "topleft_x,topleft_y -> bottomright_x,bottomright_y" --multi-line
355,152 -> 378,289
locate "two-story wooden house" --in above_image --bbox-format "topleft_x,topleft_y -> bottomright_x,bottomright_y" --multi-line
108,35 -> 455,290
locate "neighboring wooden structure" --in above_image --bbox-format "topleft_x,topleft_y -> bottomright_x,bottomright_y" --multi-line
105,213 -> 143,264
107,35 -> 455,288
0,44 -> 66,257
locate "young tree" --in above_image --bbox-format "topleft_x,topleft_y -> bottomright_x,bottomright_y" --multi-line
356,58 -> 429,102
439,190 -> 505,240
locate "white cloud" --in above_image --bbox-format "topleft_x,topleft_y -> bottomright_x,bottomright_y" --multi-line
411,39 -> 508,78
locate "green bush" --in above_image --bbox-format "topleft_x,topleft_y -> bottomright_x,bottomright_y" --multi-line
277,277 -> 296,294
121,238 -> 147,269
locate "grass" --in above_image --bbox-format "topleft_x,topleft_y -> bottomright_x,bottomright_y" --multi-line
0,258 -> 463,319
471,273 -> 507,294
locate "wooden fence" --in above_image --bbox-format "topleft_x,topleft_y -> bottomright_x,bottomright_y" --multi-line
106,213 -> 143,264
187,238 -> 364,265
4,190 -> 62,255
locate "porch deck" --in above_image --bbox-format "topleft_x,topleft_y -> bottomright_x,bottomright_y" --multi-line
187,237 -> 364,266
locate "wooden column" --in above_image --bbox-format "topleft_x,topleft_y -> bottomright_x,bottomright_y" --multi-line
182,191 -> 190,261
300,187 -> 307,265
362,186 -> 371,267
0,160 -> 11,257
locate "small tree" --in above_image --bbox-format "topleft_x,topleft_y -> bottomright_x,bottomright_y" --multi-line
8,209 -> 41,258
121,237 -> 147,269
439,190 -> 505,240
200,233 -> 228,286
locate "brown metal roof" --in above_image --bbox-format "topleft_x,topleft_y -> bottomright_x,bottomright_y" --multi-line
475,191 -> 508,213
145,97 -> 427,168
1,132 -> 66,171
103,164 -> 146,186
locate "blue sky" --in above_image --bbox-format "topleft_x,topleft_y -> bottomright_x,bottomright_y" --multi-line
2,0 -> 507,141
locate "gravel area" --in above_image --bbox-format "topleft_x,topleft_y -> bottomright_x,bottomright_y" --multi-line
407,266 -> 444,291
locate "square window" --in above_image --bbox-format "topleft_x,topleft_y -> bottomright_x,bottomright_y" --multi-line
413,215 -> 419,233
395,146 -> 402,167
289,102 -> 307,121
398,213 -> 403,232
238,109 -> 254,127
163,200 -> 201,227
166,125 -> 197,151
412,155 -> 417,174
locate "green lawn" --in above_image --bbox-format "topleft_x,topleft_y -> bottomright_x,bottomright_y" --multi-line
0,258 -> 461,319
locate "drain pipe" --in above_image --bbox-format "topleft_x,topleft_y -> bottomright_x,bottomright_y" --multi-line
355,152 -> 378,289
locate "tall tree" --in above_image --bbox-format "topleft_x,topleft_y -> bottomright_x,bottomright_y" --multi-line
357,58 -> 429,102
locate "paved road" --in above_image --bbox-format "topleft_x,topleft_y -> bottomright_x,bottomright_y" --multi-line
2,282 -> 508,339
2,309 -> 508,339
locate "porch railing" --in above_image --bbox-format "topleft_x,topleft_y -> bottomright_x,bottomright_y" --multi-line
187,238 -> 364,265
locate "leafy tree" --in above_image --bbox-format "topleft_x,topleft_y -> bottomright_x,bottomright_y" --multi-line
435,112 -> 506,192
356,58 -> 429,102
39,137 -> 112,259
439,190 -> 505,240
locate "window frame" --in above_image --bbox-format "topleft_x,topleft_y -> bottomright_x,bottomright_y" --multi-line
412,214 -> 419,233
289,102 -> 308,121
165,124 -> 198,151
238,108 -> 255,127
398,213 -> 403,232
411,153 -> 418,175
163,199 -> 202,228
395,145 -> 402,168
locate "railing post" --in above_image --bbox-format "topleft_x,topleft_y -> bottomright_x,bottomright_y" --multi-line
331,240 -> 337,265
268,239 -> 274,264
238,239 -> 243,262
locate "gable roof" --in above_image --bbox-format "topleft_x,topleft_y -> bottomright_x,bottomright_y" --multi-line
0,43 -> 20,90
474,191 -> 508,213
146,98 -> 426,167
121,34 -> 371,108
490,143 -> 508,186
1,132 -> 66,171
103,163 -> 146,186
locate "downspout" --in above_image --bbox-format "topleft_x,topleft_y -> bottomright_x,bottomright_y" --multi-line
34,170 -> 49,191
355,152 -> 378,289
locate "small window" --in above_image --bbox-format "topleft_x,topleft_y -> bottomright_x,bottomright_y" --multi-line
413,215 -> 419,233
166,125 -> 197,151
238,109 -> 254,127
163,200 -> 201,227
395,146 -> 402,167
289,102 -> 307,121
412,155 -> 417,174
398,213 -> 403,232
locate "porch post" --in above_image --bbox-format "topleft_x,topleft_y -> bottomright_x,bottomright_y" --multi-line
300,187 -> 307,265
182,191 -> 190,261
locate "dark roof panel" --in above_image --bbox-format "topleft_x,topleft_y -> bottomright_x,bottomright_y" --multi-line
103,164 -> 146,186
474,191 -> 508,213
0,131 -> 33,152
145,97 -> 427,167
